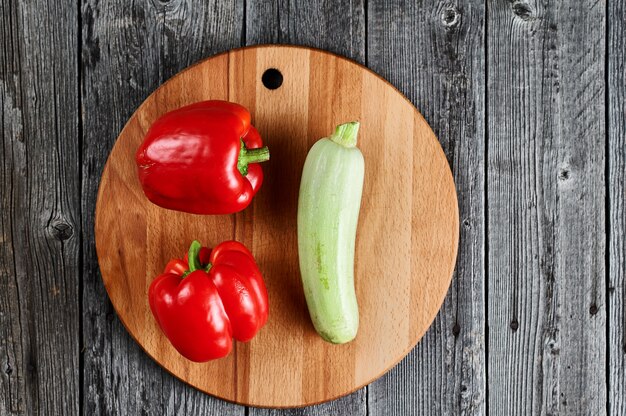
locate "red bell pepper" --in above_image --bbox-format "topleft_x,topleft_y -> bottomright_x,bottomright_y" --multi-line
149,240 -> 269,362
135,100 -> 270,215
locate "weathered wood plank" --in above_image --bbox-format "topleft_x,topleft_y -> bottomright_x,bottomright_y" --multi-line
366,1 -> 486,415
609,1 -> 625,414
246,0 -> 365,64
487,1 -> 606,414
249,394 -> 366,416
0,0 -> 80,414
81,0 -> 246,414
245,0 -> 366,414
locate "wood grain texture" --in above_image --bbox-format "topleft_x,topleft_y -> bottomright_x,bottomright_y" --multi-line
366,1 -> 486,415
0,0 -> 81,415
94,45 -> 459,408
487,1 -> 606,414
0,1 -> 80,415
246,0 -> 365,64
249,394 -> 366,416
1,0 -> 623,414
609,1 -> 625,414
80,0 -> 246,414
246,3 -> 367,412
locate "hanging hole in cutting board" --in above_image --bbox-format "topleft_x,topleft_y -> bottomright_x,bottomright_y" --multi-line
262,68 -> 283,90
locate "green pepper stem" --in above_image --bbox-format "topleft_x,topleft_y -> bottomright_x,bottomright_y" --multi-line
329,121 -> 360,148
238,141 -> 270,176
187,240 -> 202,273
242,146 -> 270,164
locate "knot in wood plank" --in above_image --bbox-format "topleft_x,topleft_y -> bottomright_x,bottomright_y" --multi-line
546,339 -> 560,356
511,2 -> 535,21
48,218 -> 74,241
440,5 -> 461,30
452,322 -> 461,337
81,4 -> 100,68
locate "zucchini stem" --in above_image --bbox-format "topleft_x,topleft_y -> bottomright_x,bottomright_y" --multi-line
329,121 -> 360,148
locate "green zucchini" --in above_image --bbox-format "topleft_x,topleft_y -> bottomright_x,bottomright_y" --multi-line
297,121 -> 364,344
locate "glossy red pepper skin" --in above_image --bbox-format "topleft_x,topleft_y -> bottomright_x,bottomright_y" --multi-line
149,240 -> 269,362
136,101 -> 269,215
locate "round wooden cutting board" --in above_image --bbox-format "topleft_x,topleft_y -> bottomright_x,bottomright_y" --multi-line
95,45 -> 459,408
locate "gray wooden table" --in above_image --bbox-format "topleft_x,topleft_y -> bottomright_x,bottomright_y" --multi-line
1,0 -> 624,414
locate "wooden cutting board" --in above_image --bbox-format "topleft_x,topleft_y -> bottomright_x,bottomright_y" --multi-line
95,45 -> 459,408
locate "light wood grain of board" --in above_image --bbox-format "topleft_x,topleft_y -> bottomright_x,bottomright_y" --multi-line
487,1 -> 606,414
245,2 -> 367,412
367,1 -> 486,415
